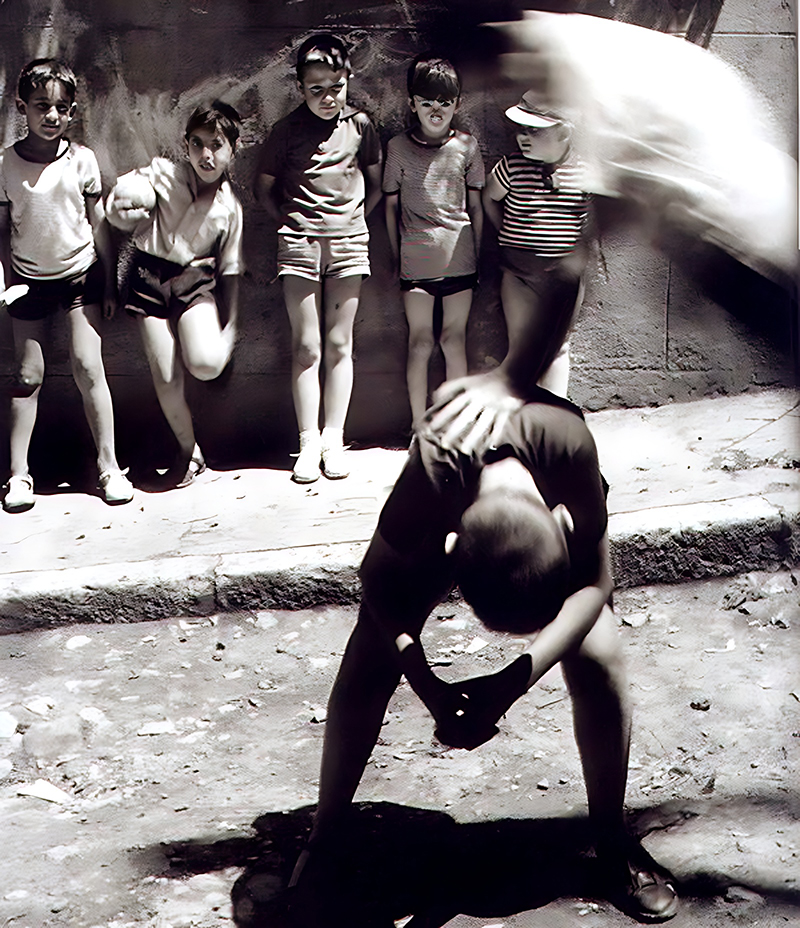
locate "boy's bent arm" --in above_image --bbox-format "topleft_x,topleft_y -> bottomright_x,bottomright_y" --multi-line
522,533 -> 613,688
384,192 -> 400,269
87,195 -> 117,319
363,163 -> 383,218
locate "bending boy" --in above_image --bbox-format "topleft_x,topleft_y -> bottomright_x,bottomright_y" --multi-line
294,388 -> 678,923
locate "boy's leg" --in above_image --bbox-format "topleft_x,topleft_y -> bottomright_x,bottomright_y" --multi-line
561,604 -> 678,920
9,317 -> 47,477
66,303 -> 121,475
283,274 -> 324,433
321,274 -> 362,430
440,288 -> 472,384
176,297 -> 232,381
403,289 -> 437,426
138,314 -> 196,459
537,341 -> 570,398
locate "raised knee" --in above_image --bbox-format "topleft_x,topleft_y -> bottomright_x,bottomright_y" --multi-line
13,370 -> 43,397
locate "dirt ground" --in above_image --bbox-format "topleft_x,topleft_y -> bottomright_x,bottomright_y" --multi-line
1,570 -> 798,928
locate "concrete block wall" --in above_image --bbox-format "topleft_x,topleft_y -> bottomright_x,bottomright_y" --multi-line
0,0 -> 795,480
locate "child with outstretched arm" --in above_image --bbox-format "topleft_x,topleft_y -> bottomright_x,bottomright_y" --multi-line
106,102 -> 242,488
255,34 -> 382,483
0,58 -> 133,512
384,54 -> 484,425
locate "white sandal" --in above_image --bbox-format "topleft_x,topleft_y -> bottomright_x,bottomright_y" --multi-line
3,474 -> 35,512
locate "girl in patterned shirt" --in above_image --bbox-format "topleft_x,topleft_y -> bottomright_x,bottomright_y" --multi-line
483,91 -> 590,398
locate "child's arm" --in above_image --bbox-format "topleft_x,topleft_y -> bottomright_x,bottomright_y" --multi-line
384,192 -> 400,271
482,172 -> 507,232
86,194 -> 117,319
253,171 -> 282,223
363,162 -> 383,218
467,187 -> 484,260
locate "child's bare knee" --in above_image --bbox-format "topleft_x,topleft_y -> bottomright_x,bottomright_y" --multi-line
294,341 -> 321,371
408,331 -> 435,358
12,370 -> 43,397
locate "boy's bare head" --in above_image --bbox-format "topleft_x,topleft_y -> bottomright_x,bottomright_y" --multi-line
295,34 -> 351,83
17,58 -> 76,104
407,55 -> 461,103
184,101 -> 241,151
453,490 -> 570,633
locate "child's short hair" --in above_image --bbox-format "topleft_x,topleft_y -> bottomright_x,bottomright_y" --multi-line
453,492 -> 570,634
17,58 -> 77,103
407,55 -> 461,102
295,33 -> 351,82
184,101 -> 242,149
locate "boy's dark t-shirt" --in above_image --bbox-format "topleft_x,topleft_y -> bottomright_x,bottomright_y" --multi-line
376,389 -> 608,595
258,102 -> 381,237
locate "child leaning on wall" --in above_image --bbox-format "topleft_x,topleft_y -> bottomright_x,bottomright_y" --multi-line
0,58 -> 133,513
482,91 -> 591,399
255,33 -> 382,484
106,102 -> 242,489
384,54 -> 485,427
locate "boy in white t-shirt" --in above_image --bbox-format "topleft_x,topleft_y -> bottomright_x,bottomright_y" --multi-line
0,58 -> 133,512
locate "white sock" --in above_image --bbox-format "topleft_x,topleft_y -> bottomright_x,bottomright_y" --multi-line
321,427 -> 344,451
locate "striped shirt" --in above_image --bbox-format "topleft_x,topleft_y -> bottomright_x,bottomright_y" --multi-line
493,152 -> 590,257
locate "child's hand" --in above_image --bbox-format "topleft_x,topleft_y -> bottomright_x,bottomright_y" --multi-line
102,283 -> 117,320
422,371 -> 524,457
0,284 -> 30,307
434,655 -> 533,750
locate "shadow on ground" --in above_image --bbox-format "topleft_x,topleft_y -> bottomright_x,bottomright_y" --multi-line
146,796 -> 800,927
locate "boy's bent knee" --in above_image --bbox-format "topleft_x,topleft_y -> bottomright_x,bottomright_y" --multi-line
11,372 -> 42,397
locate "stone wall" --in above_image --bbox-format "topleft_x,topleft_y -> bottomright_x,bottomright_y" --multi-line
0,0 -> 795,479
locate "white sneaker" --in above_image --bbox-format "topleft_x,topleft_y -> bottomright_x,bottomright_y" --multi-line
98,468 -> 134,504
3,474 -> 35,512
321,442 -> 349,479
292,431 -> 321,484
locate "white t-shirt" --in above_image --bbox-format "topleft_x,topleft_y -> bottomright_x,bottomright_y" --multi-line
112,158 -> 243,275
0,141 -> 100,280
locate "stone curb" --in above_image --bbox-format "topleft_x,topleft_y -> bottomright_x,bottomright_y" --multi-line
1,497 -> 797,631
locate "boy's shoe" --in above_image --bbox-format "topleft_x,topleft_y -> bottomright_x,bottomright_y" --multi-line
172,449 -> 207,489
292,430 -> 321,484
98,468 -> 134,505
602,847 -> 679,922
321,427 -> 349,480
321,443 -> 350,480
3,474 -> 35,513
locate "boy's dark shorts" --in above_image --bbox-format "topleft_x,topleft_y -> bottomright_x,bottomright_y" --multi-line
499,246 -> 587,294
126,249 -> 217,320
400,273 -> 478,298
5,262 -> 105,321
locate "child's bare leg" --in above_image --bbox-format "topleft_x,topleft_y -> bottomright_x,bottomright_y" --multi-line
537,341 -> 570,397
67,303 -> 121,475
440,289 -> 472,383
403,289 -> 436,425
283,275 -> 323,433
9,317 -> 46,477
176,298 -> 232,381
290,604 -> 404,891
561,604 -> 630,841
138,315 -> 195,458
321,274 -> 361,430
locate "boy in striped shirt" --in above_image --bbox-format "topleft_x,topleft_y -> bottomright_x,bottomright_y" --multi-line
483,91 -> 590,398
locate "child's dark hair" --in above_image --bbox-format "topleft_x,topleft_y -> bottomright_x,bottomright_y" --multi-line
184,101 -> 242,149
17,58 -> 77,103
407,55 -> 461,102
453,492 -> 570,634
295,33 -> 351,82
